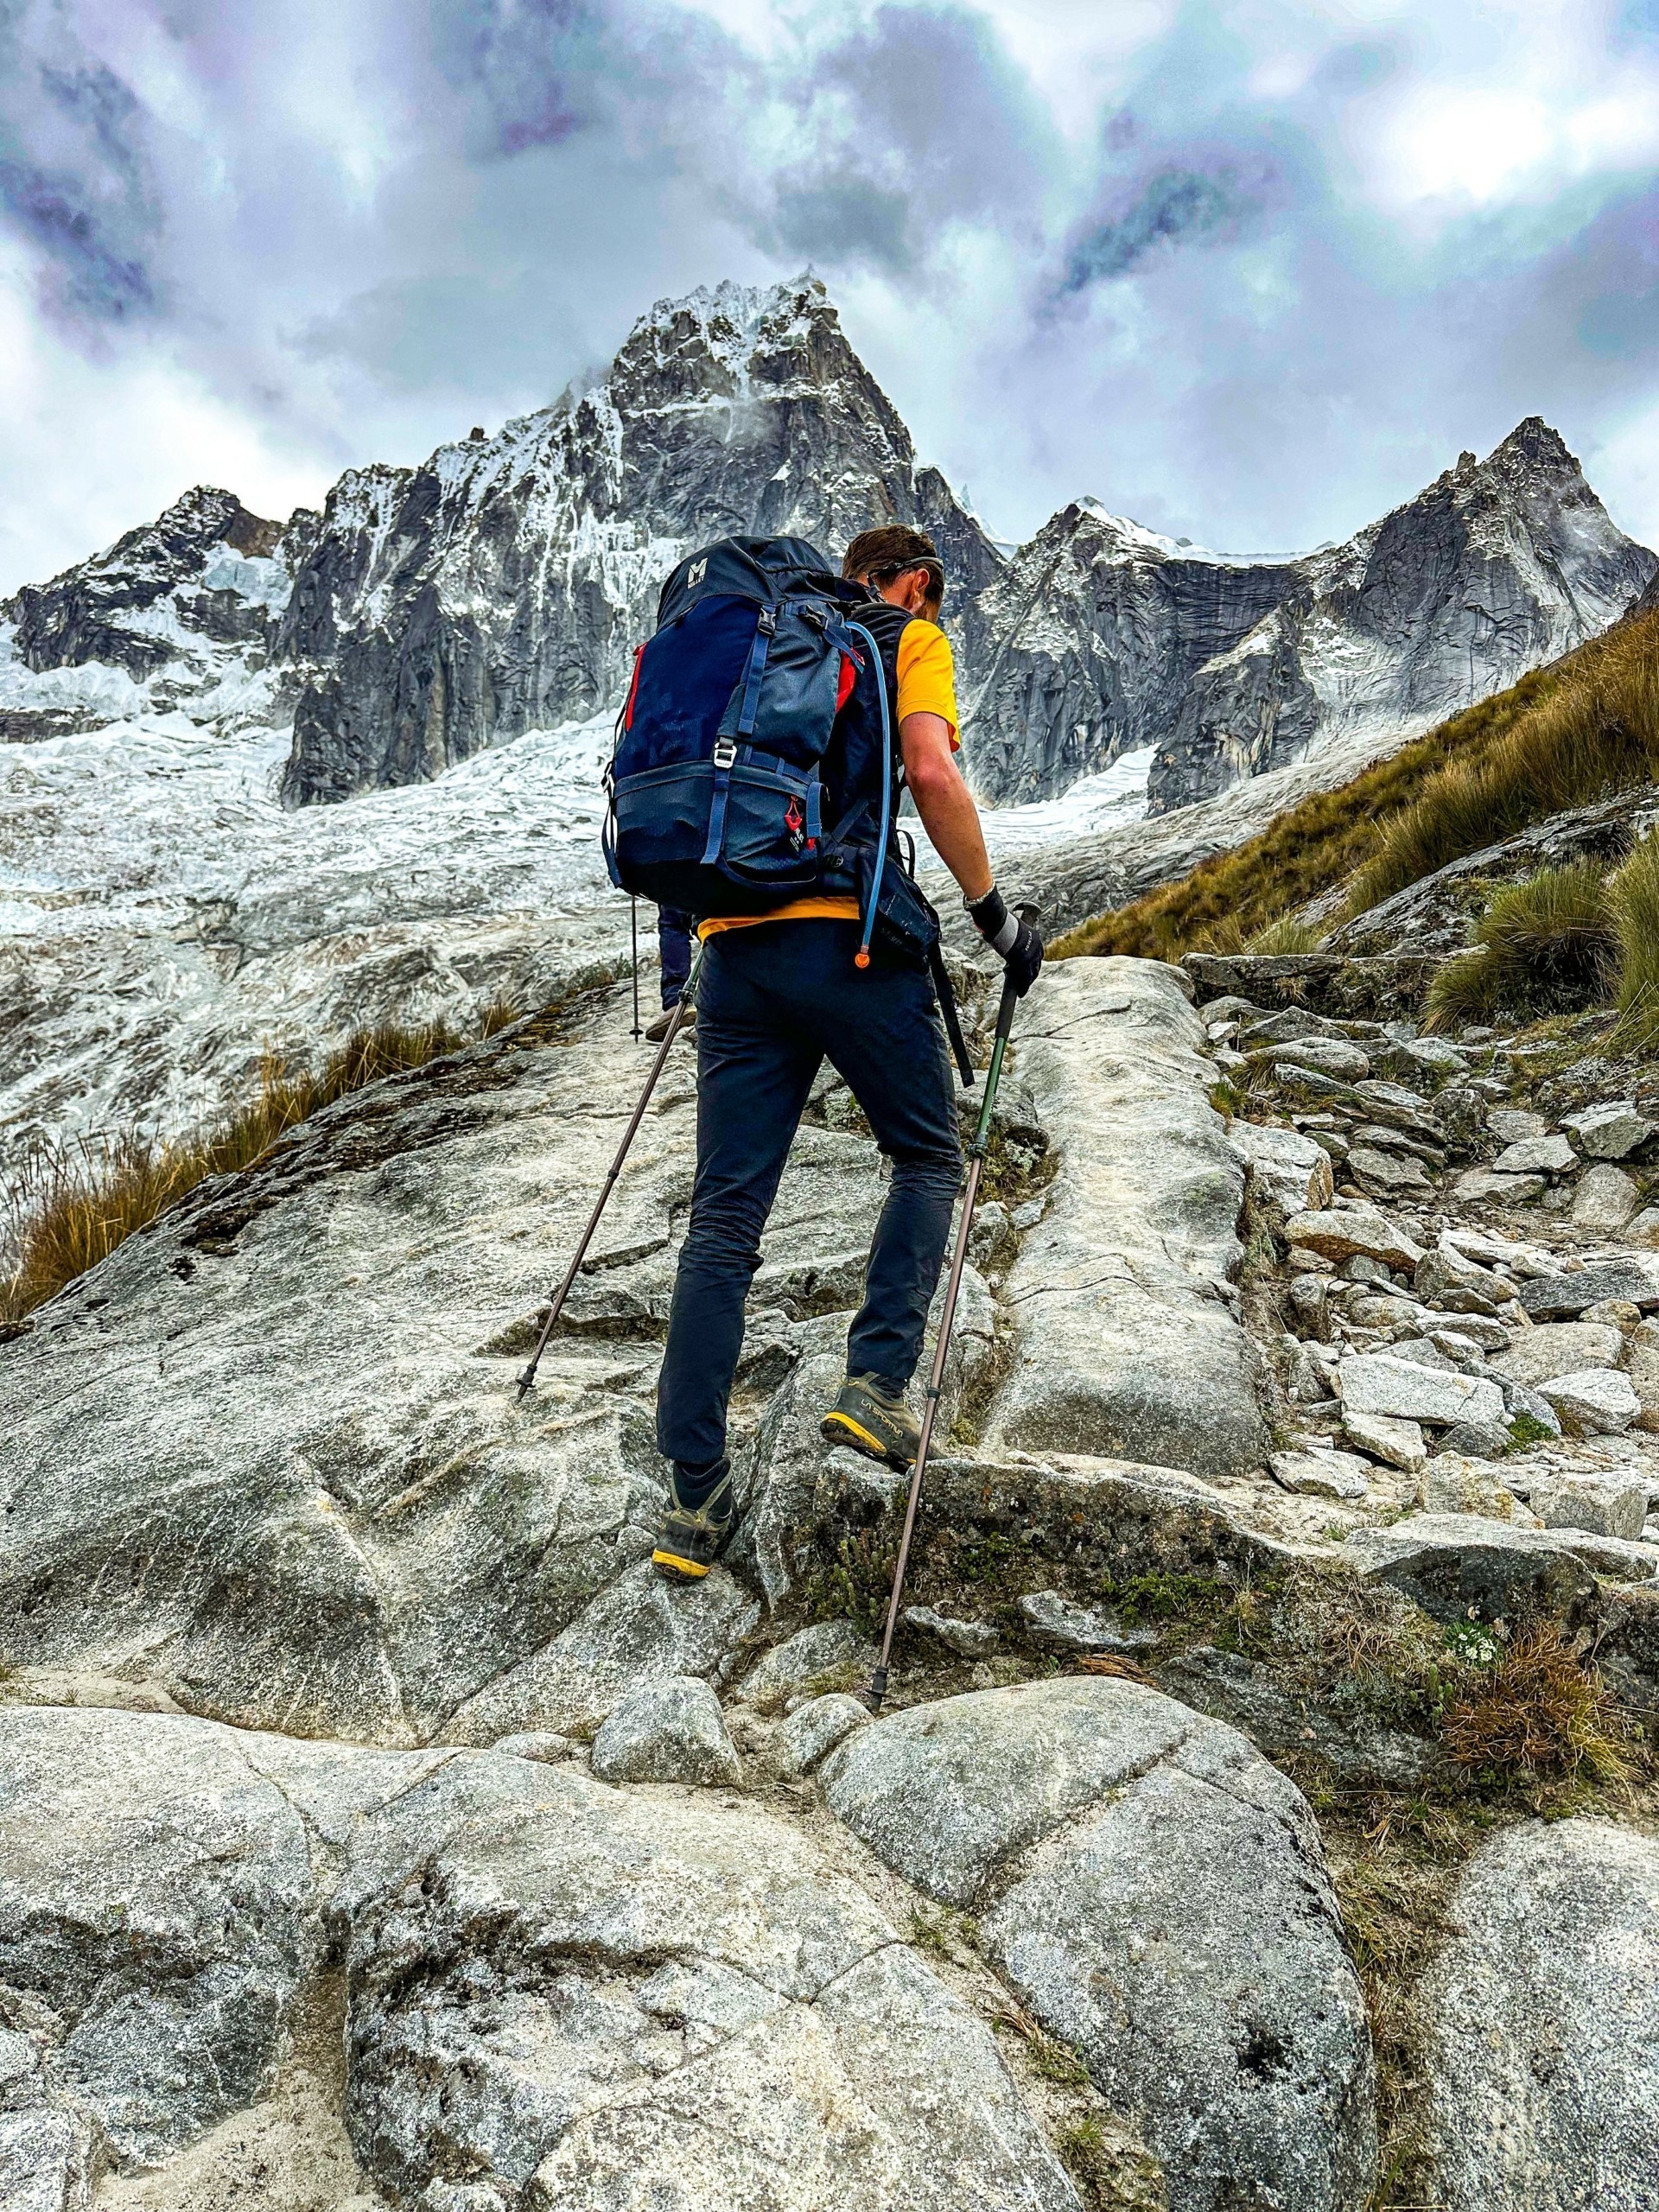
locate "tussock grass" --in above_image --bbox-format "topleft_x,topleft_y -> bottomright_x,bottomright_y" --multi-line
1442,1620 -> 1637,1790
1424,859 -> 1617,1029
1058,607 -> 1659,963
1,1006 -> 518,1327
1356,616 -> 1659,911
1608,830 -> 1659,1050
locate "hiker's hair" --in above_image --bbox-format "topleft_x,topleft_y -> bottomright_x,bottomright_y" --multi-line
842,526 -> 941,587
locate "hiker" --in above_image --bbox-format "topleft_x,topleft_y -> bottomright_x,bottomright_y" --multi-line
645,906 -> 695,1042
649,524 -> 1045,1580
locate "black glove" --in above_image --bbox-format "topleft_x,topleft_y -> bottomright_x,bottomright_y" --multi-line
966,885 -> 1044,996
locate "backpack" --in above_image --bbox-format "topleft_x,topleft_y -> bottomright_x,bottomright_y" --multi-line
602,536 -> 899,963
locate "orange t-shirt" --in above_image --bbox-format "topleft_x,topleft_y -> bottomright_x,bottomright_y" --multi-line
698,620 -> 959,938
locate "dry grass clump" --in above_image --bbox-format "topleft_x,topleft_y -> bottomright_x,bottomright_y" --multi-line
1424,858 -> 1617,1029
1058,607 -> 1659,963
1607,829 -> 1659,1050
1055,660 -> 1573,962
1441,1619 -> 1637,1790
1356,615 -> 1659,911
1,1004 -> 519,1327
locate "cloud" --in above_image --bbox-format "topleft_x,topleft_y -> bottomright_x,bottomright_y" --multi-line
0,0 -> 1656,594
1058,166 -> 1243,291
0,29 -> 160,335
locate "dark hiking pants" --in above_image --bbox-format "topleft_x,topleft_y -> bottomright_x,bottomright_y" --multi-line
658,906 -> 694,1008
656,918 -> 961,1488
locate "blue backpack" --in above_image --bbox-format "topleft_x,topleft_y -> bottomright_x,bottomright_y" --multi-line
603,536 -> 899,964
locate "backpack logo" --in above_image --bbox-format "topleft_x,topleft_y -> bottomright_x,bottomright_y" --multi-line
687,556 -> 707,588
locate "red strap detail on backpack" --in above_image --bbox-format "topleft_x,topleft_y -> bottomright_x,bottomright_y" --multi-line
622,643 -> 646,730
836,652 -> 858,714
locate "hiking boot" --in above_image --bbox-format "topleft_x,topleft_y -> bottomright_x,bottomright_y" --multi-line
820,1375 -> 921,1468
645,1001 -> 695,1043
652,1461 -> 734,1581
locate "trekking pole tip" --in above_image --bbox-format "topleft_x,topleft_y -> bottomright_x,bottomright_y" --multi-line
865,1664 -> 888,1713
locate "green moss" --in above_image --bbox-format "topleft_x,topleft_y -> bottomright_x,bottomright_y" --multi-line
1056,2115 -> 1169,2211
1096,1568 -> 1235,1629
1507,1411 -> 1555,1448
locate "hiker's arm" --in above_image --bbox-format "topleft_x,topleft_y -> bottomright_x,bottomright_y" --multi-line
900,713 -> 992,901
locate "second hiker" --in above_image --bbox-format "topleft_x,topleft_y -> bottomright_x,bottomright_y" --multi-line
649,525 -> 1043,1580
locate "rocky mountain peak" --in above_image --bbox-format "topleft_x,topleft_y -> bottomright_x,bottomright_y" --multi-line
276,273 -> 998,804
3,485 -> 290,681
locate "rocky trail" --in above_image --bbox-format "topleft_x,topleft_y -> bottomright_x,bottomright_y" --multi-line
3,945 -> 1658,2212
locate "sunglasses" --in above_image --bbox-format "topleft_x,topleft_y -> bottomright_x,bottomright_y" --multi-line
869,558 -> 946,609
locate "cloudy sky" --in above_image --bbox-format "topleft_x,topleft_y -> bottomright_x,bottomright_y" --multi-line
2,0 -> 1656,594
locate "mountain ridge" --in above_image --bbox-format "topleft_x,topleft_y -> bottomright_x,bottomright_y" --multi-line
3,276 -> 1652,820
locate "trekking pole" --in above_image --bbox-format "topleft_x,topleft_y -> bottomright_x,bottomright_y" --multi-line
515,950 -> 700,1404
868,912 -> 1037,1711
630,899 -> 643,1040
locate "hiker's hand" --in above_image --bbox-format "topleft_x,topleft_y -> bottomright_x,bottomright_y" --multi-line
966,886 -> 1044,996
1003,911 -> 1044,996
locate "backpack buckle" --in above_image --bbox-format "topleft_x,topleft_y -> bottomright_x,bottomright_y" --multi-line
712,738 -> 737,769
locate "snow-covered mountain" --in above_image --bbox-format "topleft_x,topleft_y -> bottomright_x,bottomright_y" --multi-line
963,420 -> 1653,809
276,276 -> 1001,804
5,279 -> 1650,822
1146,418 -> 1654,813
2,486 -> 317,741
3,273 -> 1656,1169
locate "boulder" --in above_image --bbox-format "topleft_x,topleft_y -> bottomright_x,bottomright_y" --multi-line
1520,1262 -> 1659,1319
1338,1353 -> 1504,1428
1245,1035 -> 1371,1082
821,1679 -> 1375,2212
903,1605 -> 999,1657
1269,1448 -> 1371,1501
1347,1144 -> 1433,1195
1418,1457 -> 1536,1523
0,1707 -> 312,2170
1451,1168 -> 1544,1204
447,1561 -> 759,1745
1017,1589 -> 1158,1652
736,1618 -> 870,1710
1560,1100 -> 1655,1160
1492,1134 -> 1578,1176
341,1754 -> 1080,2210
588,1675 -> 741,1786
1340,1409 -> 1427,1470
1351,1078 -> 1440,1135
1491,1321 -> 1624,1388
1438,1417 -> 1522,1458
1414,1243 -> 1507,1312
1284,1205 -> 1424,1271
1623,1315 -> 1659,1431
1624,1206 -> 1659,1249
1346,1292 -> 1422,1331
1442,1227 -> 1555,1278
762,1693 -> 869,1780
1527,1470 -> 1648,1541
1228,1120 -> 1335,1215
0,1002 -> 804,1744
1373,1035 -> 1466,1084
491,1730 -> 581,1764
1424,1819 -> 1659,2211
1430,1084 -> 1487,1149
1151,1643 -> 1435,1789
1344,1512 -> 1653,1622
1536,1367 -> 1641,1436
985,961 -> 1270,1482
1427,1314 -> 1510,1352
1486,1108 -> 1548,1143
1569,1162 -> 1640,1231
